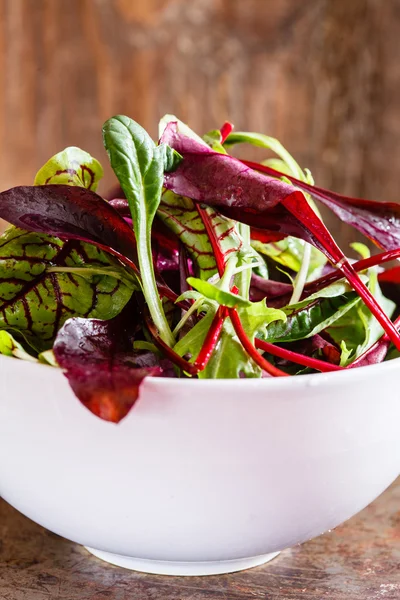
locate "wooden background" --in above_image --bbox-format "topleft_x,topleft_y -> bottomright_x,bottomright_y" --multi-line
0,0 -> 400,244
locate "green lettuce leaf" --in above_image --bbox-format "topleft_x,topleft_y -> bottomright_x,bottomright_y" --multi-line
328,262 -> 395,363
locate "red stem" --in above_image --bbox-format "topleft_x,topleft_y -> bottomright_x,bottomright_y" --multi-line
220,122 -> 234,143
196,204 -> 225,276
229,309 -> 289,377
304,247 -> 400,295
145,313 -> 200,375
254,338 -> 343,373
243,160 -> 400,352
195,306 -> 227,370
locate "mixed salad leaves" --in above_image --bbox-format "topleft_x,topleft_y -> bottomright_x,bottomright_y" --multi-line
1,114 -> 400,422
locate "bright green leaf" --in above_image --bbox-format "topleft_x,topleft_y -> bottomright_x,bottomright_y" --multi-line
103,115 -> 174,346
187,276 -> 252,308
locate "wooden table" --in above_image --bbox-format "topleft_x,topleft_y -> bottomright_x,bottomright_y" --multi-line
0,480 -> 398,600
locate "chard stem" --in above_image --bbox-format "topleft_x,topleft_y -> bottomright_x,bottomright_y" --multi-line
229,308 -> 289,377
194,306 -> 227,370
255,338 -> 343,373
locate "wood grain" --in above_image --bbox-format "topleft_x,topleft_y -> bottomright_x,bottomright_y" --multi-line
1,0 -> 400,245
0,479 -> 399,599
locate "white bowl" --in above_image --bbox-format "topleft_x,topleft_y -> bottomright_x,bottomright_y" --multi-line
0,354 -> 399,576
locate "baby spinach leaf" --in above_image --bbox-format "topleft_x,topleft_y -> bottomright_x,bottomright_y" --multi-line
103,115 -> 174,346
34,147 -> 103,190
0,227 -> 133,351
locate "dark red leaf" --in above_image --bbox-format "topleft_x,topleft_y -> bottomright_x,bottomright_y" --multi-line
0,185 -> 139,273
162,126 -> 400,350
54,314 -> 162,423
242,160 -> 400,251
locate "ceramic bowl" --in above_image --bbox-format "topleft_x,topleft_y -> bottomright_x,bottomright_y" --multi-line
0,354 -> 399,576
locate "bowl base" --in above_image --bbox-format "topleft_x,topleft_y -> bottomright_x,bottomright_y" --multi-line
85,547 -> 280,576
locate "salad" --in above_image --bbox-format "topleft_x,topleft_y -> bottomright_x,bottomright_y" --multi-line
0,114 -> 399,423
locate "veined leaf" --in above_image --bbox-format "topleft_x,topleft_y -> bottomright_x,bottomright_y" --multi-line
157,190 -> 244,280
224,131 -> 305,181
103,115 -> 174,346
0,227 -> 133,351
54,315 -> 162,423
0,184 -> 140,271
34,147 -> 103,191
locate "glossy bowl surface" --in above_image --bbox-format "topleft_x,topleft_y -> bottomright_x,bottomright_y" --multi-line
0,355 -> 399,575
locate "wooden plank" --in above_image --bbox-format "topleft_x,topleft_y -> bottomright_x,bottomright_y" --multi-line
0,0 -> 399,246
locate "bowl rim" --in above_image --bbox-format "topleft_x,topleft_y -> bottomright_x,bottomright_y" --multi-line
0,352 -> 399,391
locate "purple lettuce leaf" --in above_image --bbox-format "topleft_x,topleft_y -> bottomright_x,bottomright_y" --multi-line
53,311 -> 163,423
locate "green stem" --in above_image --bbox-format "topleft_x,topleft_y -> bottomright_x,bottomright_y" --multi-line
235,223 -> 252,299
289,242 -> 311,304
138,224 -> 175,347
173,297 -> 204,336
219,255 -> 238,291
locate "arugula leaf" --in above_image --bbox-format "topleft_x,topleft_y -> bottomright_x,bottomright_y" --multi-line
34,147 -> 103,190
103,115 -> 174,346
0,227 -> 133,351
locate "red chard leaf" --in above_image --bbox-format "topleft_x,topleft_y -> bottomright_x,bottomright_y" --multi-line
242,160 -> 400,251
54,313 -> 162,423
0,185 -> 139,273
